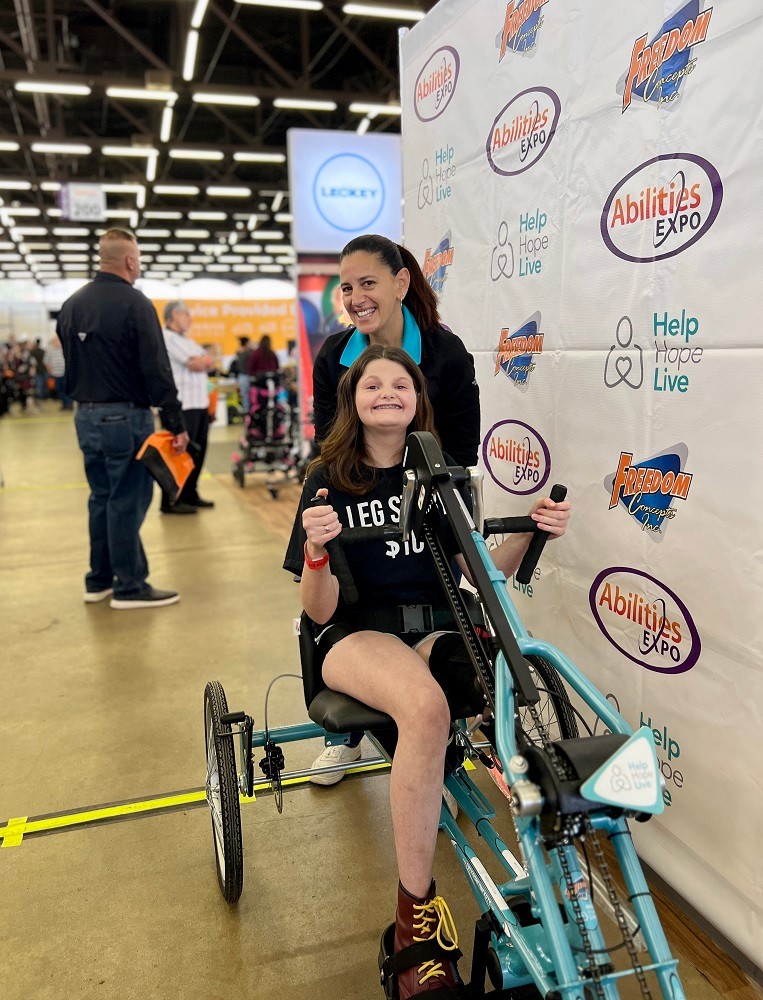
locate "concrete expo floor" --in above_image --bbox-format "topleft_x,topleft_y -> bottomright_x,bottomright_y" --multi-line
1,402 -> 760,1000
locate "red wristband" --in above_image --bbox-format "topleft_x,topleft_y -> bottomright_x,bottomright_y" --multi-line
304,540 -> 330,571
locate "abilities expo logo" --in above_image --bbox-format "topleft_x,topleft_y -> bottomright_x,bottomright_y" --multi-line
482,419 -> 550,495
422,233 -> 455,295
313,153 -> 384,232
486,86 -> 560,176
590,567 -> 701,675
494,311 -> 544,389
604,444 -> 693,536
414,45 -> 460,122
498,0 -> 549,59
601,152 -> 723,263
619,1 -> 713,113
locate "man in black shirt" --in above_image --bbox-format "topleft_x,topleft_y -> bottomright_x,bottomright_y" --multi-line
57,228 -> 189,609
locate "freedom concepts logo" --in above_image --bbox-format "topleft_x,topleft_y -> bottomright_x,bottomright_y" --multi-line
601,153 -> 723,263
482,419 -> 550,495
498,0 -> 549,59
605,444 -> 693,536
487,87 -> 560,176
619,1 -> 713,112
590,568 -> 701,674
422,233 -> 455,295
494,311 -> 544,388
313,153 -> 384,232
414,46 -> 460,122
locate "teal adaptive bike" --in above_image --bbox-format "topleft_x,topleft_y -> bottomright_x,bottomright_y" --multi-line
204,431 -> 686,999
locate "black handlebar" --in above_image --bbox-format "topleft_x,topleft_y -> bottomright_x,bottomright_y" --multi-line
482,516 -> 537,537
515,484 -> 568,584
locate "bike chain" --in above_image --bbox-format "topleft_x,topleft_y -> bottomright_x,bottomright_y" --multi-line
524,699 -> 653,999
525,700 -> 607,1000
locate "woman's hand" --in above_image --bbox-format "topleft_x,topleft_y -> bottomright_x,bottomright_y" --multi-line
302,487 -> 343,559
529,495 -> 571,538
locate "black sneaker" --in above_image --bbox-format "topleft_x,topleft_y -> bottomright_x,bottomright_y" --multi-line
188,496 -> 215,508
110,586 -> 180,610
160,502 -> 198,515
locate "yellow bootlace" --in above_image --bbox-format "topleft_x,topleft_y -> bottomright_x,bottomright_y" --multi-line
411,895 -> 459,986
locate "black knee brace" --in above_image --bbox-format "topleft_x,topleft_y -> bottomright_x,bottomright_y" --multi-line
428,633 -> 487,716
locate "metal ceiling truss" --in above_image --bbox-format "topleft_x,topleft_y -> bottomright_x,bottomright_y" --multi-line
0,0 -> 432,285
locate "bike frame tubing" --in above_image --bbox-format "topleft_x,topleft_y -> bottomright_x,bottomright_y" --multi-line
457,517 -> 686,998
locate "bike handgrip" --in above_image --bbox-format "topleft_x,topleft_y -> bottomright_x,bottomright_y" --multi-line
341,525 -> 401,544
515,484 -> 567,585
308,494 -> 359,605
483,516 -> 537,537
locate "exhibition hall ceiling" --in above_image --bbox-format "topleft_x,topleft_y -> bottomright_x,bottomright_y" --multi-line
0,0 -> 432,285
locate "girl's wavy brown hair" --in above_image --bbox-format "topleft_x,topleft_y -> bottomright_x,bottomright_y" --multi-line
310,345 -> 438,495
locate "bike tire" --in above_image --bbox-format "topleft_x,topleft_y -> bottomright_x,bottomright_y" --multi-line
516,654 -> 579,748
204,681 -> 244,903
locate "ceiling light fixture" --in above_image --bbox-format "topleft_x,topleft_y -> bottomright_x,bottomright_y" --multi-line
247,230 -> 283,239
0,180 -> 32,190
160,106 -> 174,144
154,185 -> 201,196
102,145 -> 159,158
193,92 -> 261,107
106,87 -> 178,102
143,211 -> 183,220
146,155 -> 158,183
175,229 -> 211,238
232,151 -> 286,163
136,229 -> 172,238
342,3 -> 424,21
4,207 -> 41,216
188,212 -> 226,221
207,186 -> 251,197
273,97 -> 337,111
349,102 -> 402,115
53,227 -> 90,236
356,116 -> 371,136
237,0 -> 323,9
169,148 -> 224,161
0,141 -> 20,152
16,81 -> 92,96
274,213 -> 293,222
191,0 -> 210,28
31,141 -> 92,155
183,31 -> 199,82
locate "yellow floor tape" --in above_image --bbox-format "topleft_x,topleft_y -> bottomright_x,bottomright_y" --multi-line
0,760 -> 391,847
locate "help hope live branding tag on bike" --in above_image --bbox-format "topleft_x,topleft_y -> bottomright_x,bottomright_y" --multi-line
581,728 -> 664,814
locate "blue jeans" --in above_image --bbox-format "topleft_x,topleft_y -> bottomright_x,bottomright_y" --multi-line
35,372 -> 49,400
237,374 -> 251,414
55,376 -> 72,409
74,404 -> 155,597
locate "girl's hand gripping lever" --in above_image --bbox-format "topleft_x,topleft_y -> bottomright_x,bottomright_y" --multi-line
308,493 -> 359,605
516,484 -> 568,584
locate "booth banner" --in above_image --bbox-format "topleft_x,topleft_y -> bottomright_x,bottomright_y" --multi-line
296,272 -> 350,435
151,298 -> 298,366
401,0 -> 762,962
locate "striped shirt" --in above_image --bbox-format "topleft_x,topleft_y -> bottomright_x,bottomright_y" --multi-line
163,328 -> 209,410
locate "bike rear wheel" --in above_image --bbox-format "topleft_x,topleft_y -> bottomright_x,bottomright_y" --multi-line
204,681 -> 244,903
516,654 -> 579,747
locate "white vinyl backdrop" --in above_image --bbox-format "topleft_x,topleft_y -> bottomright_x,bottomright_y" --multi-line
400,0 -> 762,964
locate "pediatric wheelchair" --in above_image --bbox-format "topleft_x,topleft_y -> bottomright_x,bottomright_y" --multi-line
203,431 -> 686,999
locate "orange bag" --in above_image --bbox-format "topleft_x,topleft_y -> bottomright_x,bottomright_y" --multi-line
136,431 -> 195,504
207,388 -> 219,419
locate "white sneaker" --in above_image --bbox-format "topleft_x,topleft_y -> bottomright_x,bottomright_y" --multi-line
443,786 -> 459,820
309,743 -> 362,786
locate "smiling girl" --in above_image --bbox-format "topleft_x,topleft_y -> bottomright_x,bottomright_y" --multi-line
285,345 -> 570,998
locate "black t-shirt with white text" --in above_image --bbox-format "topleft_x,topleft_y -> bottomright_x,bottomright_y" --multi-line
283,461 -> 466,617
